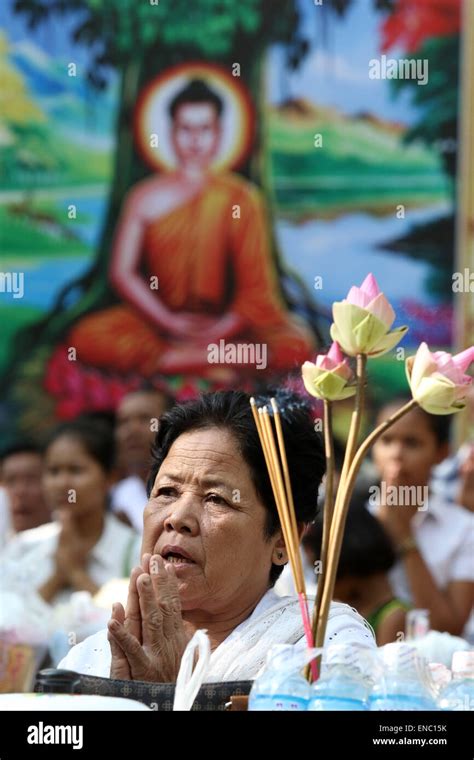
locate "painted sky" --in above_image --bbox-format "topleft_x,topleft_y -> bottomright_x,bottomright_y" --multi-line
3,0 -> 417,125
267,0 -> 418,124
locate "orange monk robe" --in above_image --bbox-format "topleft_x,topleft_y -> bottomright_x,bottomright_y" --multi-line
69,173 -> 316,376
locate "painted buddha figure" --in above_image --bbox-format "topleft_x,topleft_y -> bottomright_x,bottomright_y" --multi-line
63,79 -> 316,383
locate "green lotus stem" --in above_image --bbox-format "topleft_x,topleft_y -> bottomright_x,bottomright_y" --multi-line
315,353 -> 366,649
306,398 -> 334,682
315,393 -> 418,650
334,398 -> 419,530
337,354 -> 367,495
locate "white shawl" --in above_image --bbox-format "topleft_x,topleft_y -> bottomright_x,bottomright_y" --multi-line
59,590 -> 375,682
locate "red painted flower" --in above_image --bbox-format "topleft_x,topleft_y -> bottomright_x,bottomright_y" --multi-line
45,346 -> 139,419
381,0 -> 461,53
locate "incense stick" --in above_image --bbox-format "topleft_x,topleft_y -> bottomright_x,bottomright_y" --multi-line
269,399 -> 313,642
261,407 -> 300,583
250,397 -> 315,670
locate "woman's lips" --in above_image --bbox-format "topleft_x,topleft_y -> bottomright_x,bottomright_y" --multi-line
160,545 -> 199,572
160,544 -> 196,562
163,557 -> 198,574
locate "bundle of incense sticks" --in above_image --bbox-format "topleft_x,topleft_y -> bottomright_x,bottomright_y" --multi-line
250,397 -> 316,674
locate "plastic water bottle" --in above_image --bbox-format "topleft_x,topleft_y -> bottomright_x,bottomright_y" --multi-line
308,644 -> 370,711
406,608 -> 430,640
428,662 -> 452,696
248,644 -> 311,711
438,651 -> 474,711
369,643 -> 437,711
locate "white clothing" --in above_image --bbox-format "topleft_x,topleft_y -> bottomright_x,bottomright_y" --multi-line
274,549 -> 317,597
0,487 -> 11,550
430,443 -> 471,505
110,476 -> 148,534
59,588 -> 375,681
369,493 -> 474,639
370,494 -> 474,597
0,513 -> 141,607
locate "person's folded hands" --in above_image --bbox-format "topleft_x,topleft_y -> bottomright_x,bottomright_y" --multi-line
108,553 -> 190,682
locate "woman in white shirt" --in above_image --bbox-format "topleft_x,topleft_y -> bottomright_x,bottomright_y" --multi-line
1,419 -> 140,607
371,400 -> 474,638
61,390 -> 375,682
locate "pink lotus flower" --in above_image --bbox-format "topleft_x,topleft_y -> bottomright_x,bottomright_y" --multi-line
302,342 -> 356,401
406,342 -> 474,414
331,273 -> 408,357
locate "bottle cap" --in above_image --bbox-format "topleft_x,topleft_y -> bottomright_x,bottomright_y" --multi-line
325,643 -> 360,670
451,650 -> 474,675
428,662 -> 451,690
381,642 -> 421,672
406,608 -> 430,640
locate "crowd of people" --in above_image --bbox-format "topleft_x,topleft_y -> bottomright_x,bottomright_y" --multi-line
0,384 -> 473,681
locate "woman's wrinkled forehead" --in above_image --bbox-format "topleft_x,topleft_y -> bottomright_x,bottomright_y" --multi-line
152,427 -> 249,489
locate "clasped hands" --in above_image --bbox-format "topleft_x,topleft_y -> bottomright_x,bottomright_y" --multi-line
108,553 -> 190,682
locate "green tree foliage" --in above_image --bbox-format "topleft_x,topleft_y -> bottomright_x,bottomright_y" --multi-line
389,34 -> 459,179
15,0 -> 305,83
384,34 -> 460,301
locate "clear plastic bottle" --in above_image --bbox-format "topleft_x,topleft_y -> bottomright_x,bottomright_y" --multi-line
438,651 -> 474,711
428,662 -> 452,697
369,642 -> 437,710
248,644 -> 311,711
405,608 -> 430,640
308,644 -> 370,711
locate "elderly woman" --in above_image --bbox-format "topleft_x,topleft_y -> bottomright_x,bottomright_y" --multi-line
60,390 -> 374,682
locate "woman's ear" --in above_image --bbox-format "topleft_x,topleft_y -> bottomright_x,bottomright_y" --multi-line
272,523 -> 308,564
271,533 -> 288,566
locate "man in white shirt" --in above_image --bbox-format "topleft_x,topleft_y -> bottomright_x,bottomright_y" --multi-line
111,389 -> 173,532
0,443 -> 51,540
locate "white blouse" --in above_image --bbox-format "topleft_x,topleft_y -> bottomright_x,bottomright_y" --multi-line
59,588 -> 376,681
0,513 -> 141,607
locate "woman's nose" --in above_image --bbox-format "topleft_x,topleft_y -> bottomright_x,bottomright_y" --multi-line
50,472 -> 73,494
163,496 -> 199,535
388,441 -> 404,461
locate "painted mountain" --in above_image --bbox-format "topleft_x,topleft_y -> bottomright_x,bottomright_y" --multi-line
268,98 -> 451,220
1,31 -> 117,191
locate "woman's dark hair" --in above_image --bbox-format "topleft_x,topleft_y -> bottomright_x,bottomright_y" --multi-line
147,389 -> 326,586
45,418 -> 115,474
303,493 -> 396,579
376,396 -> 451,446
169,78 -> 223,119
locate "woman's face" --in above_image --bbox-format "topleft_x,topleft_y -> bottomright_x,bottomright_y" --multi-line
373,406 -> 445,489
142,427 -> 283,613
43,435 -> 109,519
